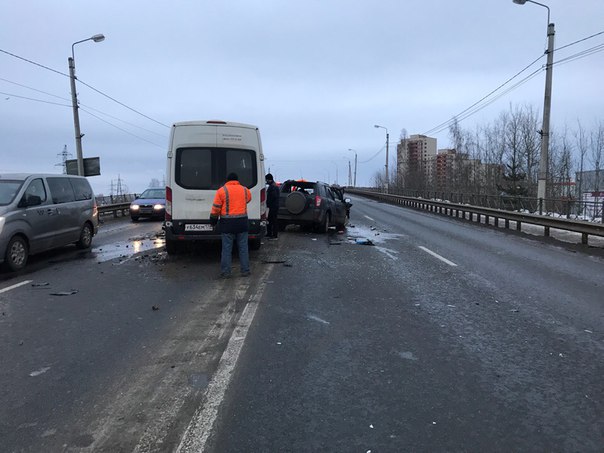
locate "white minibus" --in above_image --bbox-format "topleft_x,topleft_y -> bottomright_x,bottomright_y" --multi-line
164,120 -> 267,253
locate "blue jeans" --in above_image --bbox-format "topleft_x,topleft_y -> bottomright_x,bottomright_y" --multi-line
221,231 -> 249,275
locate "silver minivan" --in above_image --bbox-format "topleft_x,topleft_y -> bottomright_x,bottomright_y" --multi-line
0,173 -> 99,271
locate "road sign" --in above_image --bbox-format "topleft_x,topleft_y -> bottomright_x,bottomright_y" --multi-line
65,157 -> 101,176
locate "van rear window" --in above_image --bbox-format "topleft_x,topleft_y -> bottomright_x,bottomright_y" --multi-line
69,177 -> 94,201
175,147 -> 257,190
0,180 -> 24,206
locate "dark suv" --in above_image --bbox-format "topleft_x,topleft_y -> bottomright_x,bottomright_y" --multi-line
277,180 -> 352,233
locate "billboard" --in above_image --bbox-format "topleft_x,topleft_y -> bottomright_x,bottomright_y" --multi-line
65,157 -> 101,176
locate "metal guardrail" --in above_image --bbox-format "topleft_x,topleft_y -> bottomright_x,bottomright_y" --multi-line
97,202 -> 130,219
348,189 -> 604,246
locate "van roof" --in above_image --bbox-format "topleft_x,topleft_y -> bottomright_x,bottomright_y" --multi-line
172,120 -> 259,130
0,173 -> 87,181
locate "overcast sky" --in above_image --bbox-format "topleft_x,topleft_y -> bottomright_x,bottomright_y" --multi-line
1,0 -> 603,194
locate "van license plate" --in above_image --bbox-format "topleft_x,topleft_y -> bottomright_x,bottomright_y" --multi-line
185,224 -> 213,231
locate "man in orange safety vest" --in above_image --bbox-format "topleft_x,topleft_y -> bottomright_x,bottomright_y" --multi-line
210,172 -> 252,278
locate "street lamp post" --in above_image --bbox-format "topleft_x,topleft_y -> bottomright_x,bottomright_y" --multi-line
513,0 -> 554,202
69,34 -> 105,176
348,148 -> 358,187
374,125 -> 389,193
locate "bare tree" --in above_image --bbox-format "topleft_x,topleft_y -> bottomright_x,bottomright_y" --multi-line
574,120 -> 589,201
591,120 -> 604,194
518,104 -> 540,196
548,126 -> 574,199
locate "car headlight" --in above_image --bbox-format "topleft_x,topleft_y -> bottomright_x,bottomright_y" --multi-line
130,204 -> 140,211
153,204 -> 164,210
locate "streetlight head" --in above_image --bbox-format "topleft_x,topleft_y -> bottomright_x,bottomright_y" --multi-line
374,125 -> 380,128
91,34 -> 105,42
512,0 -> 527,4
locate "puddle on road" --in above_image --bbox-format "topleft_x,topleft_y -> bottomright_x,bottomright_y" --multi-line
93,232 -> 165,263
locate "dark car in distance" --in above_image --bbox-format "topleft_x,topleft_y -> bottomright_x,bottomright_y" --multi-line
277,180 -> 351,233
129,188 -> 166,222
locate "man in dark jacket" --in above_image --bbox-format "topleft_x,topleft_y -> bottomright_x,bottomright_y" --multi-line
210,173 -> 252,278
265,173 -> 279,239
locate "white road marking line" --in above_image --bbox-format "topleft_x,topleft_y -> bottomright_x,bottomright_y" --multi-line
364,215 -> 375,222
418,246 -> 458,267
0,280 -> 32,294
29,366 -> 51,377
176,264 -> 273,453
307,314 -> 330,325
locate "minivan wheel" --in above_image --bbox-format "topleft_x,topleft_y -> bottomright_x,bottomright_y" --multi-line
76,223 -> 94,249
5,236 -> 28,271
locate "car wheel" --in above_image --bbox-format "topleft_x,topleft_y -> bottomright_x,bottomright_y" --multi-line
131,216 -> 139,222
4,235 -> 28,271
315,212 -> 330,234
285,192 -> 307,215
76,223 -> 94,249
249,238 -> 262,250
165,239 -> 181,255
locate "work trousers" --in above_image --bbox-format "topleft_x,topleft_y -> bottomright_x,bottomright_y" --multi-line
220,231 -> 249,275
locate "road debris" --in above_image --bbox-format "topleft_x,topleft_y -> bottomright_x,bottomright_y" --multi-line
50,290 -> 78,296
31,282 -> 50,287
152,305 -> 160,311
355,238 -> 374,245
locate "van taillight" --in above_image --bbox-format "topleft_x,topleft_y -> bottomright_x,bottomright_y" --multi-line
260,188 -> 267,220
165,186 -> 172,220
315,196 -> 322,207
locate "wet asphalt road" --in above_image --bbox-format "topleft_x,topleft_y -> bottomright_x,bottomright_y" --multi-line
209,196 -> 604,452
1,217 -> 274,452
1,200 -> 603,452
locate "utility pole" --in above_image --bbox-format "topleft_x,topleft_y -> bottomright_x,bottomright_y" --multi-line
538,22 -> 555,201
68,56 -> 85,176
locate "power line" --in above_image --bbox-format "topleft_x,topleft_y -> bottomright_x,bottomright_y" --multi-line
80,107 -> 166,149
0,76 -> 168,137
77,79 -> 170,129
554,43 -> 604,67
0,47 -> 170,129
359,145 -> 386,164
0,90 -> 71,107
423,53 -> 544,136
0,76 -> 71,102
421,30 -> 604,138
554,30 -> 604,53
0,48 -> 69,78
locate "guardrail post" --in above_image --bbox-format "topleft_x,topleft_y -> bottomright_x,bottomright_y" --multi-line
538,197 -> 543,215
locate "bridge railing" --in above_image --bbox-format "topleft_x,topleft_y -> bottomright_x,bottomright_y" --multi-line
347,188 -> 604,246
95,194 -> 138,219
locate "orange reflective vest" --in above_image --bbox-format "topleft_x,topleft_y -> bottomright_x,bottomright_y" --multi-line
210,180 -> 252,219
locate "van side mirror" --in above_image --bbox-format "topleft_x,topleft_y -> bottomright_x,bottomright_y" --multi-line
20,195 -> 42,207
